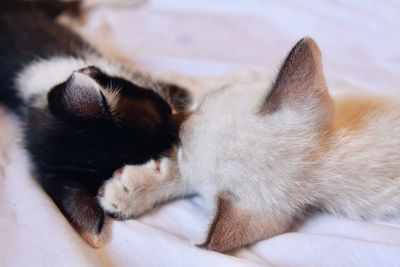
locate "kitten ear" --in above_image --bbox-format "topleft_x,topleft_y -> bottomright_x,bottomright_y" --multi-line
198,193 -> 291,252
48,72 -> 107,122
67,189 -> 110,248
261,37 -> 331,114
40,177 -> 110,248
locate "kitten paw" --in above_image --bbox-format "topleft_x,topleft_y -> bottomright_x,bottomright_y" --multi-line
98,159 -> 170,219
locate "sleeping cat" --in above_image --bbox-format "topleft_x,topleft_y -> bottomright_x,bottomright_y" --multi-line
99,37 -> 400,252
0,4 -> 190,247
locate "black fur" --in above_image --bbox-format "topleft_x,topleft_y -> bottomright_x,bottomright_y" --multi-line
0,6 -> 190,242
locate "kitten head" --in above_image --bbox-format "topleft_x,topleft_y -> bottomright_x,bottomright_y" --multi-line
178,37 -> 334,252
179,37 -> 334,207
24,65 -> 191,247
27,66 -> 185,179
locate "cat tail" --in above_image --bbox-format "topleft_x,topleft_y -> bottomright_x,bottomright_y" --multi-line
39,176 -> 110,248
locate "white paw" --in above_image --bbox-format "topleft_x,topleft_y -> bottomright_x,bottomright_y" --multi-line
98,159 -> 172,219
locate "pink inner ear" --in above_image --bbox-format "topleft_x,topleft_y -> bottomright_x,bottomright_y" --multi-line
260,37 -> 328,114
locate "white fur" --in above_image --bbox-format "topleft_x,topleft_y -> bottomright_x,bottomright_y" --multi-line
16,57 -> 87,102
99,158 -> 191,218
15,55 -> 135,107
180,83 -> 400,215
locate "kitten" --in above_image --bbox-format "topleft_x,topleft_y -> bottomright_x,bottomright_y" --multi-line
99,37 -> 400,252
0,5 -> 190,247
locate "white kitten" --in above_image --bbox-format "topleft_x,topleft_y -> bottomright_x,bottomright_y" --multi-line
99,37 -> 400,252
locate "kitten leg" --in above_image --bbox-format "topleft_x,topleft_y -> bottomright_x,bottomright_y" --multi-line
99,157 -> 192,219
40,177 -> 109,248
199,193 -> 292,252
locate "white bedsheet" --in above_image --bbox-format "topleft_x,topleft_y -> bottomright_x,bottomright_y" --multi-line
1,1 -> 400,266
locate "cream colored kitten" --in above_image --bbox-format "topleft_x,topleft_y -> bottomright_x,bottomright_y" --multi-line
99,38 -> 400,252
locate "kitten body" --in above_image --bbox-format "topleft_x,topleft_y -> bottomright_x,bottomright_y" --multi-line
0,8 -> 189,247
100,38 -> 400,252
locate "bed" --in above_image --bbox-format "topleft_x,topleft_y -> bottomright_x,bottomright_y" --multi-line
1,1 -> 400,266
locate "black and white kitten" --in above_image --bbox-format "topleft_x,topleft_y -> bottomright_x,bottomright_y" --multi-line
0,5 -> 190,247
